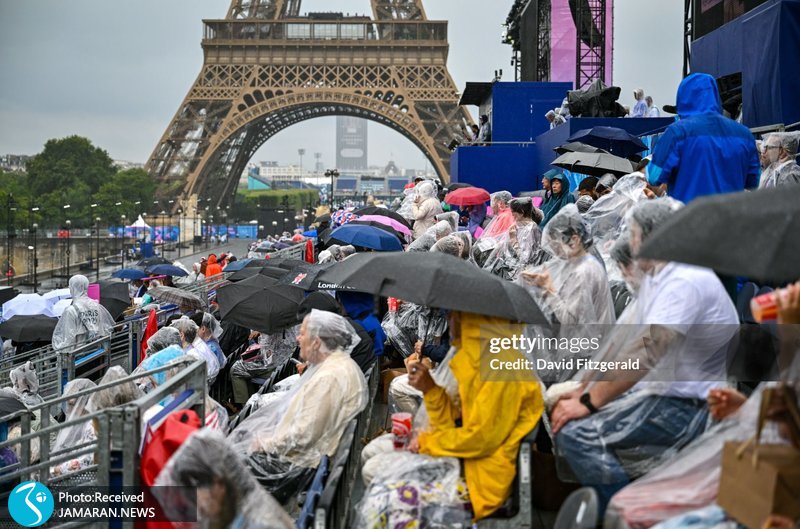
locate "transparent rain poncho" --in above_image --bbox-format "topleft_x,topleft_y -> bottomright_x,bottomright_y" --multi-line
146,327 -> 182,355
382,303 -> 448,358
87,366 -> 143,413
430,234 -> 462,257
50,378 -> 97,476
52,275 -> 115,352
396,186 -> 419,222
519,205 -> 615,325
605,380 -> 798,529
229,326 -> 298,380
406,220 -> 452,252
227,311 -> 367,499
411,182 -> 444,240
482,220 -> 546,281
155,429 -> 294,529
759,132 -> 800,188
582,175 -> 649,278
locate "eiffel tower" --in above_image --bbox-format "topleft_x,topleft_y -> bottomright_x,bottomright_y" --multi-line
147,0 -> 472,209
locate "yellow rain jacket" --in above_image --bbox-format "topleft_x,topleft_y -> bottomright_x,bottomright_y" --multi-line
418,313 -> 544,520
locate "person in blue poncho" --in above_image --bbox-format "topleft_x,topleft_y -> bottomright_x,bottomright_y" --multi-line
338,291 -> 386,358
540,171 -> 576,227
647,73 -> 759,203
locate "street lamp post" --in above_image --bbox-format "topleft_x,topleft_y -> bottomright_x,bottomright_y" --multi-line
177,207 -> 183,258
120,214 -> 126,270
325,169 -> 340,208
65,219 -> 71,283
89,203 -> 98,272
271,220 -> 278,237
5,194 -> 17,285
30,222 -> 38,292
95,216 -> 101,282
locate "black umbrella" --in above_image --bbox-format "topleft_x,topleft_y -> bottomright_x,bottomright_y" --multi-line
0,287 -> 19,306
447,182 -> 474,192
216,274 -> 304,334
315,213 -> 332,224
266,258 -> 309,271
352,206 -> 412,229
97,279 -> 132,320
553,141 -> 607,155
0,395 -> 27,417
638,187 -> 800,283
319,253 -> 548,323
552,151 -> 635,177
568,126 -> 648,158
227,266 -> 290,283
276,263 -> 354,291
137,256 -> 171,268
0,315 -> 58,342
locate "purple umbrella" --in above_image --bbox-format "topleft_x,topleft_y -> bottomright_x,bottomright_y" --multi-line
355,215 -> 413,236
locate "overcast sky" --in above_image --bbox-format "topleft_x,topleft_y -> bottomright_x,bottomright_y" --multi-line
0,0 -> 683,171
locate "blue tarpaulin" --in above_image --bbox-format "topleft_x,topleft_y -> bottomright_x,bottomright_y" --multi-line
691,0 -> 800,128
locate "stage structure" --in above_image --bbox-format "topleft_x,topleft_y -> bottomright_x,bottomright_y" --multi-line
504,0 -> 613,89
147,0 -> 471,208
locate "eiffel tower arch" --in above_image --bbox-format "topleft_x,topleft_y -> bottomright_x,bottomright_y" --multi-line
147,0 -> 472,208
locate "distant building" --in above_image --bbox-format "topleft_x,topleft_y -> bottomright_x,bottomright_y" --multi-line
0,154 -> 31,172
113,160 -> 145,171
336,116 -> 368,171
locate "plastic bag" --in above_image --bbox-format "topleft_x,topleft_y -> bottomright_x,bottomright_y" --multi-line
154,429 -> 294,529
355,454 -> 472,529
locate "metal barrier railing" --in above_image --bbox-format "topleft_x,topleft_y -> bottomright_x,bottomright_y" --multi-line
0,358 -> 207,529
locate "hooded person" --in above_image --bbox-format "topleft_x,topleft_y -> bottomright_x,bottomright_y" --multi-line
338,291 -> 386,359
540,171 -> 576,227
411,181 -> 444,240
52,275 -> 115,352
520,204 -> 615,326
482,198 -> 545,281
191,312 -> 226,369
647,73 -> 760,203
50,379 -> 97,476
465,203 -> 487,237
132,327 -> 186,391
205,254 -> 223,278
356,312 -> 544,525
296,293 -> 375,373
228,310 -> 367,504
155,429 -> 294,529
406,220 -> 453,252
479,191 -> 514,240
759,132 -> 800,189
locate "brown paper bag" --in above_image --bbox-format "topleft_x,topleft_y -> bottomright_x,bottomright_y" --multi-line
717,386 -> 800,529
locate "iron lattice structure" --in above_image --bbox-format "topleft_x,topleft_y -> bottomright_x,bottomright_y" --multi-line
147,0 -> 471,208
574,0 -> 607,89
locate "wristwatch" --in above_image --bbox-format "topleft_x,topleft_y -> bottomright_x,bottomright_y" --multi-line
579,392 -> 599,414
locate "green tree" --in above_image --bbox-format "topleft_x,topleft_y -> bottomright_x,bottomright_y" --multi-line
92,168 -> 157,224
26,136 -> 116,197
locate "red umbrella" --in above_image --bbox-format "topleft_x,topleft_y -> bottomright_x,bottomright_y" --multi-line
444,187 -> 491,207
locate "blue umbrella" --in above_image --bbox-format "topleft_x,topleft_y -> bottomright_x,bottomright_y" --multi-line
145,264 -> 189,277
328,224 -> 403,252
112,268 -> 148,280
567,126 -> 647,158
303,230 -> 318,238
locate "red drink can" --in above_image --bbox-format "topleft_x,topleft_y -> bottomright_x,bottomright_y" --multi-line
391,412 -> 413,450
750,291 -> 783,323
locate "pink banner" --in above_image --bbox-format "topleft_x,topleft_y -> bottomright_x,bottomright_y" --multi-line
550,0 -> 614,88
